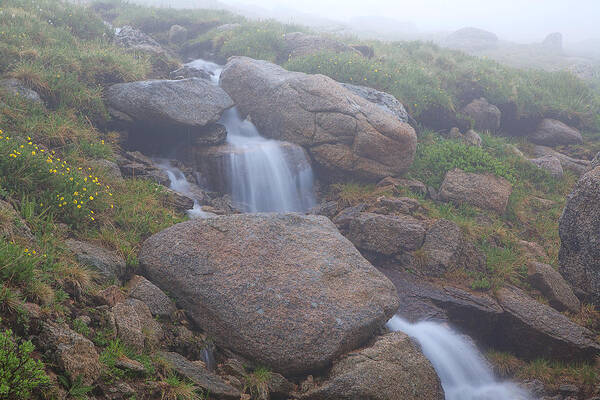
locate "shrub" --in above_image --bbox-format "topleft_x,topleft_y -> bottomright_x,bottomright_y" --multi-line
0,326 -> 49,399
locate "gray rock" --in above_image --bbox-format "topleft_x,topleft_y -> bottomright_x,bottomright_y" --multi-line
376,177 -> 427,195
463,129 -> 483,147
0,199 -> 34,242
528,119 -> 583,146
139,214 -> 399,375
114,25 -> 164,55
529,155 -> 564,178
341,83 -> 409,123
65,239 -> 126,282
591,151 -> 600,170
219,57 -> 417,182
159,352 -> 240,399
375,196 -> 422,214
40,322 -> 101,385
439,169 -> 513,213
106,78 -> 234,130
169,65 -> 212,81
559,167 -> 600,304
114,357 -> 146,373
444,27 -> 499,52
420,219 -> 486,277
0,78 -> 43,104
111,298 -> 162,351
308,201 -> 339,218
302,332 -> 444,400
283,32 -> 358,59
461,98 -> 501,132
168,24 -> 187,44
527,262 -> 580,313
161,187 -> 194,213
127,275 -> 176,318
90,159 -> 123,180
346,212 -> 426,255
533,145 -> 590,175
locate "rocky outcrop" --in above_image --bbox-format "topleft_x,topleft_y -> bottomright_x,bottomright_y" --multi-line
159,352 -> 240,399
0,78 -> 43,104
139,214 -> 399,375
168,24 -> 187,44
283,32 -> 358,59
341,83 -> 410,124
40,322 -> 101,385
126,275 -> 176,318
111,298 -> 162,351
559,167 -> 600,304
219,57 -> 417,181
114,25 -> 164,55
419,219 -> 486,277
302,332 -> 444,400
106,78 -> 233,133
528,119 -> 583,146
542,32 -> 563,51
444,27 -> 499,52
495,286 -> 600,361
527,262 -> 580,313
116,151 -> 169,185
345,212 -> 426,255
65,239 -> 126,282
533,145 -> 590,175
439,169 -> 513,213
528,155 -> 563,178
461,98 -> 501,132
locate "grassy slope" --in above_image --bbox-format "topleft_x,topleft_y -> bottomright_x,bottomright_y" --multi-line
1,0 -> 599,396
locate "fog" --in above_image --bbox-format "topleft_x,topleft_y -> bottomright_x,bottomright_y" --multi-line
220,0 -> 600,44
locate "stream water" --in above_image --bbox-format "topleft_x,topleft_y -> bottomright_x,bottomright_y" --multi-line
387,316 -> 530,400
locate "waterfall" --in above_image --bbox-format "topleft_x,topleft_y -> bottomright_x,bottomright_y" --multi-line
387,316 -> 530,400
219,107 -> 316,212
155,160 -> 210,218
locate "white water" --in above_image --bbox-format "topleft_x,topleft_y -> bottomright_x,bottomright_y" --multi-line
184,59 -> 222,85
387,316 -> 530,400
155,160 -> 210,218
219,107 -> 316,212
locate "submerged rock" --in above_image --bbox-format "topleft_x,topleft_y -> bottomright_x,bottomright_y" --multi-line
139,214 -> 399,375
528,118 -> 583,146
302,332 -> 444,400
219,57 -> 417,182
559,166 -> 600,304
439,168 -> 513,213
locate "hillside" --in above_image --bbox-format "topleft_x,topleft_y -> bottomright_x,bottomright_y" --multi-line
1,0 -> 600,399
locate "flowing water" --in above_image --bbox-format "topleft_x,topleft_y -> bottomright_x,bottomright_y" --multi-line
387,316 -> 530,400
155,160 -> 210,218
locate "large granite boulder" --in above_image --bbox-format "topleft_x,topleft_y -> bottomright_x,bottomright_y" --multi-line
439,169 -> 513,213
302,332 -> 444,400
528,118 -> 583,146
283,32 -> 358,59
219,57 -> 417,181
461,97 -> 501,132
559,167 -> 600,304
139,214 -> 399,375
106,78 -> 233,133
444,27 -> 499,52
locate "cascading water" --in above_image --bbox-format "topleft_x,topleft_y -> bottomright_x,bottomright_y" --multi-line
155,160 -> 210,218
219,107 -> 316,212
387,316 -> 530,400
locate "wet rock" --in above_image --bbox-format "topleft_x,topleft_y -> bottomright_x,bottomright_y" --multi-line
65,239 -> 126,282
463,129 -> 483,146
308,201 -> 339,219
461,98 -> 501,132
159,352 -> 241,399
341,83 -> 410,123
140,214 -> 399,375
559,167 -> 600,304
219,57 -> 417,182
495,286 -> 600,361
40,322 -> 101,385
115,25 -> 164,55
527,262 -> 580,313
439,168 -> 513,213
127,275 -> 176,318
0,78 -> 43,104
107,78 -> 233,131
283,32 -> 358,59
419,219 -> 486,277
168,24 -> 187,44
529,155 -> 564,178
112,298 -> 162,352
301,332 -> 444,400
190,123 -> 227,146
533,145 -> 590,176
528,118 -> 583,146
169,65 -> 212,81
117,151 -> 170,185
346,212 -> 426,255
162,187 -> 194,213
332,204 -> 368,230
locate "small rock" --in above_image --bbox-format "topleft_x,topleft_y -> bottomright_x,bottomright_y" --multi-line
533,145 -> 590,176
114,25 -> 164,55
93,285 -> 125,307
127,275 -> 176,318
112,298 -> 162,351
218,358 -> 246,380
558,384 -> 579,396
114,357 -> 146,373
448,127 -> 463,139
168,24 -> 187,44
0,78 -> 43,105
376,177 -> 427,195
161,187 -> 194,213
65,239 -> 126,283
90,159 -> 123,180
527,262 -> 580,313
519,240 -> 547,261
529,155 -> 563,178
463,129 -> 483,146
22,302 -> 42,319
332,203 -> 367,229
529,118 -> 583,146
461,98 -> 501,132
376,196 -> 422,214
268,372 -> 295,399
0,199 -> 34,242
308,201 -> 339,218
